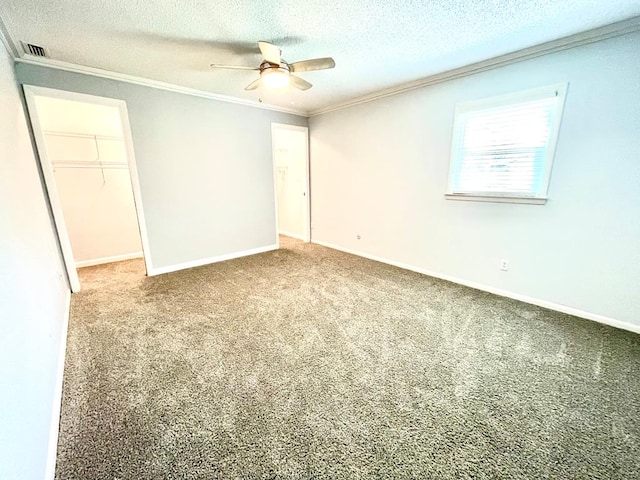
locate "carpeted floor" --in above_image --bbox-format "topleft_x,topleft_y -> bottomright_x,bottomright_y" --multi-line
56,237 -> 640,479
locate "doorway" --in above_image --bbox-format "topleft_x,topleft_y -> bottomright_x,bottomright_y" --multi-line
23,86 -> 151,292
271,123 -> 310,242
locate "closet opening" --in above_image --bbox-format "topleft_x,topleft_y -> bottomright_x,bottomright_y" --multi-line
23,86 -> 151,292
271,123 -> 310,243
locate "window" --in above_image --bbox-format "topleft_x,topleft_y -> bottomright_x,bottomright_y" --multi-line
446,84 -> 567,204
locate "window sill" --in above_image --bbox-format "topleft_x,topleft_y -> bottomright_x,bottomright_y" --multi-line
444,194 -> 547,205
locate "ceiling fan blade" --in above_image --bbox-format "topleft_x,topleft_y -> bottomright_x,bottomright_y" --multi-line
210,64 -> 259,70
289,75 -> 312,91
245,78 -> 262,90
289,57 -> 335,73
258,41 -> 281,65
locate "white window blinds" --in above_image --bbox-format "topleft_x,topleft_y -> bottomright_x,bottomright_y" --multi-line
447,84 -> 567,203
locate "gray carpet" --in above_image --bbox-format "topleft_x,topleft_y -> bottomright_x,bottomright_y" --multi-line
56,237 -> 640,479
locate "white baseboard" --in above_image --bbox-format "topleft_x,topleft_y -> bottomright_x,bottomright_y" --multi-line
279,230 -> 306,241
44,288 -> 71,480
312,239 -> 640,335
75,252 -> 143,268
148,244 -> 279,276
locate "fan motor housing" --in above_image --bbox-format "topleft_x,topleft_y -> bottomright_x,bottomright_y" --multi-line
260,61 -> 290,73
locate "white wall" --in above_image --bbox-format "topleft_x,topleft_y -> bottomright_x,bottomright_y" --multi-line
15,64 -> 308,272
52,167 -> 143,264
35,96 -> 142,265
0,45 -> 69,479
35,96 -> 124,136
310,31 -> 640,329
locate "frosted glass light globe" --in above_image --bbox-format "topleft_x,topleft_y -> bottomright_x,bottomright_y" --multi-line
262,68 -> 290,89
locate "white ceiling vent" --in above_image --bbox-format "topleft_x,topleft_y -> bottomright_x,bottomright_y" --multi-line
22,42 -> 47,57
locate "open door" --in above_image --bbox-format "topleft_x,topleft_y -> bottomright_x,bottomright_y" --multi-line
271,123 -> 310,242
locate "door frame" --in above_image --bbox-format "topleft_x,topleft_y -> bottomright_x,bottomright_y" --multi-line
271,123 -> 311,243
23,85 -> 152,292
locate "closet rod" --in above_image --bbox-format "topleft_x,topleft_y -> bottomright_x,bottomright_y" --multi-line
43,130 -> 124,141
53,160 -> 129,169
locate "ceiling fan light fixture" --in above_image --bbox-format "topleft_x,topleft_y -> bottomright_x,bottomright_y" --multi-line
211,41 -> 334,91
261,68 -> 290,89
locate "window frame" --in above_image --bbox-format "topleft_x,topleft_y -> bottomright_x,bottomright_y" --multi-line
445,83 -> 568,205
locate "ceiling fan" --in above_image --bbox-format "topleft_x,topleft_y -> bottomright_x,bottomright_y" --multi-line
210,41 -> 335,91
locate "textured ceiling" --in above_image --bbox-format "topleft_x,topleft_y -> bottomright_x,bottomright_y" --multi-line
1,0 -> 639,114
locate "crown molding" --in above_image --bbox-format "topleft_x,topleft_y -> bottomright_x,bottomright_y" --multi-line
1,7 -> 306,115
309,16 -> 640,117
4,10 -> 639,118
14,56 -> 307,116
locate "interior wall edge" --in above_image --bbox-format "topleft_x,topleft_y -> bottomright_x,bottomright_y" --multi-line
0,12 -> 18,58
309,15 -> 640,117
16,86 -> 69,288
312,239 -> 640,336
44,289 -> 71,480
148,243 -> 279,276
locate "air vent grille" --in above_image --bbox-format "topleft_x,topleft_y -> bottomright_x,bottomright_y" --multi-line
23,42 -> 47,57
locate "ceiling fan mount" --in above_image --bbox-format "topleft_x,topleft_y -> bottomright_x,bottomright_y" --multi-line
210,41 -> 335,91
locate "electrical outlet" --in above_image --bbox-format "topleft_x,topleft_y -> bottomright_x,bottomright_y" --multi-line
500,259 -> 509,271
356,235 -> 361,240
